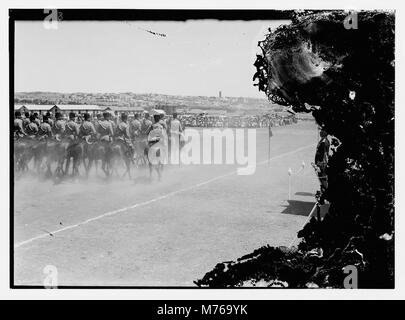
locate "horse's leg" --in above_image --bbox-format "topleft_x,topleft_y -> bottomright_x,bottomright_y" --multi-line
73,156 -> 80,177
33,152 -> 40,174
55,157 -> 62,177
156,162 -> 162,181
122,157 -> 131,179
65,156 -> 71,176
87,158 -> 93,177
95,158 -> 99,175
148,161 -> 153,178
101,158 -> 108,177
45,158 -> 52,178
127,159 -> 131,179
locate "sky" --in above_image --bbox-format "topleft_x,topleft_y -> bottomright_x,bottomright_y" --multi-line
15,20 -> 289,98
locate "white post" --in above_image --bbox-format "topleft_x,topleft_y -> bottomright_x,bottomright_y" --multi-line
288,168 -> 292,200
301,161 -> 305,191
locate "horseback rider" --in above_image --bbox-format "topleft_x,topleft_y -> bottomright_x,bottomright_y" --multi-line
93,113 -> 102,132
97,112 -> 114,142
115,113 -> 131,140
25,114 -> 39,138
129,112 -> 142,141
14,111 -> 26,138
33,112 -> 41,127
116,113 -> 134,154
64,112 -> 80,141
141,112 -> 153,138
22,112 -> 30,131
109,113 -> 117,133
79,113 -> 97,141
37,115 -> 53,140
46,111 -> 54,127
53,112 -> 66,140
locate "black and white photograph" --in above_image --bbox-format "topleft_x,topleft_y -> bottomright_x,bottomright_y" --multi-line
5,2 -> 401,299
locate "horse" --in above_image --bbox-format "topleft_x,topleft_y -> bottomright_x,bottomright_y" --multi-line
86,140 -> 113,177
64,140 -> 85,177
110,138 -> 134,178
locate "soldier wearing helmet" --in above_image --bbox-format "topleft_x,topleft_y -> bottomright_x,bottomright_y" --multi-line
22,112 -> 30,131
80,113 -> 97,139
129,113 -> 141,141
14,111 -> 26,138
53,112 -> 66,139
64,112 -> 80,140
25,114 -> 39,137
116,113 -> 134,151
37,115 -> 53,139
97,112 -> 114,142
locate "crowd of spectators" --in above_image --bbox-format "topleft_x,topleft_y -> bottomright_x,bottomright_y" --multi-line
17,110 -> 298,129
178,113 -> 297,128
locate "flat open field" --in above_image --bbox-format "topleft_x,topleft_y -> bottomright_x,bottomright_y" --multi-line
14,121 -> 319,286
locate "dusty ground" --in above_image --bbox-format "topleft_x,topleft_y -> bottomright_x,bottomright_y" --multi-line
13,121 -> 319,286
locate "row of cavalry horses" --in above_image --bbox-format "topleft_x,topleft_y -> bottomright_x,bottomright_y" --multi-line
14,134 -> 164,180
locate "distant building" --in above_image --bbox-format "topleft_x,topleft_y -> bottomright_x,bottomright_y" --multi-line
49,105 -> 105,115
219,91 -> 222,98
14,104 -> 52,114
13,104 -> 108,116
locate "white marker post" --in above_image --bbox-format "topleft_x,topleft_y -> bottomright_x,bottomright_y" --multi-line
268,125 -> 273,166
301,161 -> 305,191
288,161 -> 305,199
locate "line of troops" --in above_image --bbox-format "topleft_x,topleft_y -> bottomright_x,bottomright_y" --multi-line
13,110 -> 184,151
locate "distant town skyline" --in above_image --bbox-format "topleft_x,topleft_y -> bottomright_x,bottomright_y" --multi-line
14,90 -> 269,99
15,20 -> 289,98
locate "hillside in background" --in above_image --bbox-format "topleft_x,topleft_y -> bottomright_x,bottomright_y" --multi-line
14,92 -> 285,113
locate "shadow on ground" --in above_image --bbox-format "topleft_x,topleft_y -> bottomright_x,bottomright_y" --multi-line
281,200 -> 315,216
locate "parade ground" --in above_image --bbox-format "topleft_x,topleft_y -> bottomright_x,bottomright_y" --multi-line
13,121 -> 319,286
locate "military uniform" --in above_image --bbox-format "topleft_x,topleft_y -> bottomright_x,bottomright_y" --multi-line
141,118 -> 153,137
53,119 -> 66,137
109,119 -> 116,134
64,120 -> 80,140
80,120 -> 96,138
38,122 -> 53,138
129,118 -> 141,140
22,117 -> 30,131
116,120 -> 134,154
97,119 -> 114,142
26,122 -> 39,136
47,118 -> 54,128
14,118 -> 25,137
116,121 -> 130,139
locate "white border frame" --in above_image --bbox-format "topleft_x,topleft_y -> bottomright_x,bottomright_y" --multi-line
1,0 -> 402,300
